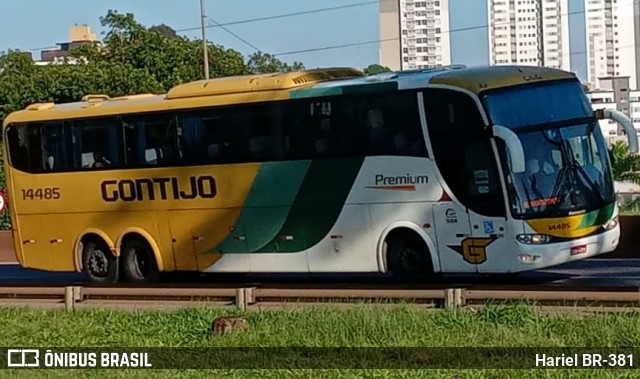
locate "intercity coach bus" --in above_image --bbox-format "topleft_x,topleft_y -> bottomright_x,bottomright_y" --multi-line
2,65 -> 637,283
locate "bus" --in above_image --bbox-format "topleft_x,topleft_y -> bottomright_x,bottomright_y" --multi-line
2,65 -> 637,283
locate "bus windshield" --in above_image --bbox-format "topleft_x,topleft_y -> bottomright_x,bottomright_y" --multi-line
482,79 -> 615,219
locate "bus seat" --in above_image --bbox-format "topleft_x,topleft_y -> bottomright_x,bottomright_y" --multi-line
207,144 -> 221,160
315,139 -> 329,155
394,133 -> 408,150
144,148 -> 162,164
81,153 -> 93,168
46,156 -> 55,170
369,128 -> 393,151
249,136 -> 269,160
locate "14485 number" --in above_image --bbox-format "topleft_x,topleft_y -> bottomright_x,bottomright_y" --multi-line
21,188 -> 60,200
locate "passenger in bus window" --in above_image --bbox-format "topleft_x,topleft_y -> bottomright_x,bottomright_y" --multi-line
91,151 -> 111,168
367,109 -> 393,154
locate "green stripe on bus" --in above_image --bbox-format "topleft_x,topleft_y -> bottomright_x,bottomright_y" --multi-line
576,203 -> 615,229
289,82 -> 398,99
258,157 -> 364,253
290,87 -> 343,99
208,161 -> 311,254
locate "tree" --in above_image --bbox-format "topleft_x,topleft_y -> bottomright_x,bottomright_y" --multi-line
364,64 -> 391,76
0,11 -> 307,229
149,24 -> 178,39
246,52 -> 304,74
610,140 -> 640,184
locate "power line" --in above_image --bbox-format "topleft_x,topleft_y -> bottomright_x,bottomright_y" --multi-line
19,0 -> 640,68
23,0 -> 384,53
273,3 -> 639,57
175,0 -> 380,33
208,18 -> 261,52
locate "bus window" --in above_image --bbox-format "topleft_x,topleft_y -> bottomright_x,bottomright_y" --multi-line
69,118 -> 121,169
423,89 -> 505,217
6,124 -> 44,173
122,114 -> 179,167
179,103 -> 285,165
283,100 -> 335,160
346,91 -> 427,158
41,122 -> 69,171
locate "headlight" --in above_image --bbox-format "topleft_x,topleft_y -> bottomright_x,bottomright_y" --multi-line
603,216 -> 619,230
516,234 -> 552,244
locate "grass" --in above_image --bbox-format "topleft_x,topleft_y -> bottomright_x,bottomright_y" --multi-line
2,304 -> 640,378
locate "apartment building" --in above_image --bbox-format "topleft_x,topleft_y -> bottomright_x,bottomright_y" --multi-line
587,76 -> 640,144
585,0 -> 640,89
379,0 -> 452,71
40,25 -> 97,63
487,0 -> 571,70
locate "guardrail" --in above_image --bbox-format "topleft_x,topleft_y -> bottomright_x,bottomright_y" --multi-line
1,287 -> 640,311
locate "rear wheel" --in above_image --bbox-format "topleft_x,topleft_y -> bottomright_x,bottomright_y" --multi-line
121,238 -> 160,283
386,231 -> 433,278
82,240 -> 119,284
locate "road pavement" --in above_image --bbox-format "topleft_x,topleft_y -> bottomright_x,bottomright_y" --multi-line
1,259 -> 640,287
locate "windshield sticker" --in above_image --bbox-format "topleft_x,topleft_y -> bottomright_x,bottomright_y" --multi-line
474,170 -> 489,184
523,196 -> 561,209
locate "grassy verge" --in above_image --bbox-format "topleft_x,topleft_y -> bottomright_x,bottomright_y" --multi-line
1,304 -> 640,378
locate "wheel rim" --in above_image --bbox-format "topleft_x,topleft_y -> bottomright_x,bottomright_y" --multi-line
131,247 -> 149,278
88,248 -> 110,278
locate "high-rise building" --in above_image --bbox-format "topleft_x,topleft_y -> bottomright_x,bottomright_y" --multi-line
487,0 -> 570,70
379,0 -> 452,71
635,0 -> 640,87
585,0 -> 639,89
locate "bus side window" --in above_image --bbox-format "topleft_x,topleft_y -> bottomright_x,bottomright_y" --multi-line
122,114 -> 179,167
41,122 -> 69,172
69,118 -> 121,170
346,91 -> 426,158
6,124 -> 41,173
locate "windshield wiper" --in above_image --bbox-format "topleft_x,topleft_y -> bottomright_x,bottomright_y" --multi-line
563,140 -> 605,203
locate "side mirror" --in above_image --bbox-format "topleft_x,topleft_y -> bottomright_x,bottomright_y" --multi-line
596,109 -> 639,154
492,125 -> 526,174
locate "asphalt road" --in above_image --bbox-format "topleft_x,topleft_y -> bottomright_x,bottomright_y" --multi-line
2,259 -> 640,288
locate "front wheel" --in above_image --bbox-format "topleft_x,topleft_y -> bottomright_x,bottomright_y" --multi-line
386,232 -> 433,278
82,240 -> 119,284
121,239 -> 160,283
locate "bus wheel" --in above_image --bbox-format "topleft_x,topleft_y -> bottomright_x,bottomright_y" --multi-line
386,231 -> 433,278
82,240 -> 119,284
121,238 -> 159,283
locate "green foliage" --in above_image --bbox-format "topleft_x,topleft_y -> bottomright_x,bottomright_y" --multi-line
364,64 -> 392,76
610,140 -> 640,184
1,305 -> 640,378
246,52 -> 304,74
0,10 -> 305,230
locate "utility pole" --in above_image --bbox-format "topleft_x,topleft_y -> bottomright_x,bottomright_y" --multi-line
200,0 -> 210,79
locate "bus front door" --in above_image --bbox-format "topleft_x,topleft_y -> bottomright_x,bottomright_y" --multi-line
469,211 -> 508,274
432,203 -> 477,273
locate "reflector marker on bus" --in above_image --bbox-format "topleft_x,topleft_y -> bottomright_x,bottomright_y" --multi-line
279,235 -> 294,241
438,191 -> 452,202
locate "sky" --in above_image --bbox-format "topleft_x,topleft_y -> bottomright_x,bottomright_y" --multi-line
0,0 -> 588,81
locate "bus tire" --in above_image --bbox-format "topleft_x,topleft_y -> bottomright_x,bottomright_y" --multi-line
386,230 -> 433,278
82,239 -> 119,284
121,238 -> 160,283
